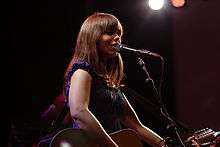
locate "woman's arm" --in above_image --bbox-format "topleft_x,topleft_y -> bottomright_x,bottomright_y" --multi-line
120,92 -> 165,147
68,69 -> 118,147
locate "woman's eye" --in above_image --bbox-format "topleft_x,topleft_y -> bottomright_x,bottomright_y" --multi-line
116,32 -> 121,36
106,31 -> 114,35
105,31 -> 121,37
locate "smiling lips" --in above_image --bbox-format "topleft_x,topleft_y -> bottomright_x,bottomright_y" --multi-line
111,43 -> 119,51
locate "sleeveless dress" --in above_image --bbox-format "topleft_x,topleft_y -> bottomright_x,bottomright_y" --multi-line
65,60 -> 126,133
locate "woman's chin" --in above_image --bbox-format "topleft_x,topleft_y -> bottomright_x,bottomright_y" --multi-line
101,52 -> 118,60
109,52 -> 118,58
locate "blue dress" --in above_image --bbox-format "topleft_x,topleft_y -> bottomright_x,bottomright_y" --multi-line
65,60 -> 126,133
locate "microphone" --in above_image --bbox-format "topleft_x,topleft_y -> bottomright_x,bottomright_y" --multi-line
116,43 -> 161,58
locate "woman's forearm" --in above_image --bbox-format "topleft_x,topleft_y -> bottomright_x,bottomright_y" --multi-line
135,125 -> 164,147
72,108 -> 118,147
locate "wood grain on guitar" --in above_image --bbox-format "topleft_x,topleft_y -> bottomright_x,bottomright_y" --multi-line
48,128 -> 143,147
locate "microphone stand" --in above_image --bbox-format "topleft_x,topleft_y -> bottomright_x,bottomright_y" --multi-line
137,57 -> 186,147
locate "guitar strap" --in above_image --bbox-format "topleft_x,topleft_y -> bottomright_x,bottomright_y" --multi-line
49,100 -> 69,132
36,101 -> 70,147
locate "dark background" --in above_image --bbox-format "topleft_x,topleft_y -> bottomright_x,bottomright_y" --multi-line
6,0 -> 220,146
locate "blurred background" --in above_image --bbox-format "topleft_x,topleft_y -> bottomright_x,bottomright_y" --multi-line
7,0 -> 220,146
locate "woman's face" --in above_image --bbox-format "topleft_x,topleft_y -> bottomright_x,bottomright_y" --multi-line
97,30 -> 121,60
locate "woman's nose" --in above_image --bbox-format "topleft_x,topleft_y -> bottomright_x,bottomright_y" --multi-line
113,34 -> 121,42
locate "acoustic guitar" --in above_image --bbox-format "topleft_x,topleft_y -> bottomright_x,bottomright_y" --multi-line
37,127 -> 220,147
37,128 -> 143,147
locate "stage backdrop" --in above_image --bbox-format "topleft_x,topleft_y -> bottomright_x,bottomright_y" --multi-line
171,0 -> 220,130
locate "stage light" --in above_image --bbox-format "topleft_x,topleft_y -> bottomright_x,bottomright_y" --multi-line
171,0 -> 185,7
148,0 -> 165,10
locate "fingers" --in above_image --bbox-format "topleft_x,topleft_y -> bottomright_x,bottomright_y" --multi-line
191,140 -> 200,147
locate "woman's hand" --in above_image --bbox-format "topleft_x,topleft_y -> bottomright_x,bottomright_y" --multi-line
191,139 -> 200,147
158,139 -> 167,147
186,136 -> 200,147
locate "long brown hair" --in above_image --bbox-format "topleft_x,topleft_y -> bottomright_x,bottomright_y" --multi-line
64,12 -> 124,93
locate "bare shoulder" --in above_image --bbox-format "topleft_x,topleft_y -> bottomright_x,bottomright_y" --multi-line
71,69 -> 92,82
69,69 -> 92,104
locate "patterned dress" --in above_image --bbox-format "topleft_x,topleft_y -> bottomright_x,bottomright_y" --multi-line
65,60 -> 126,133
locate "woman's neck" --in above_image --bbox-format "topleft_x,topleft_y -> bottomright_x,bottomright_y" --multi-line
98,58 -> 108,73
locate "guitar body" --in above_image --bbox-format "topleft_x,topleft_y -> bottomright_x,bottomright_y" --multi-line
47,128 -> 143,147
110,129 -> 144,147
36,127 -> 220,147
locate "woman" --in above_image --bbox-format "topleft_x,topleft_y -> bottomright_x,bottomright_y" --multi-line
63,12 -> 166,147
